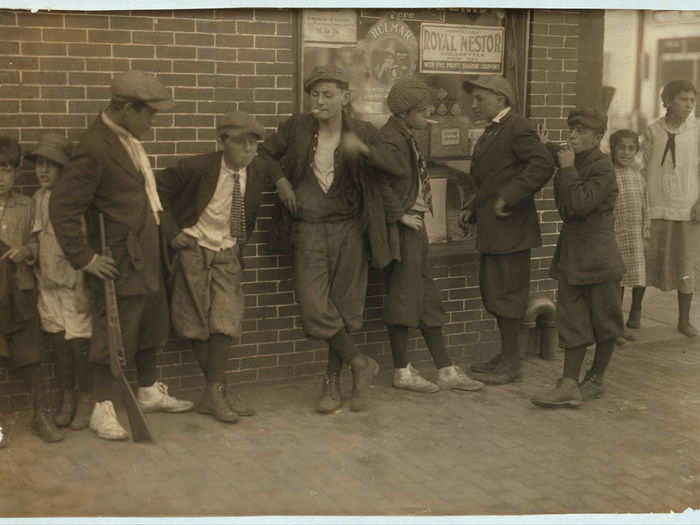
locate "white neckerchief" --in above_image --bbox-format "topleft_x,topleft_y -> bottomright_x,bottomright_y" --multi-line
101,112 -> 163,225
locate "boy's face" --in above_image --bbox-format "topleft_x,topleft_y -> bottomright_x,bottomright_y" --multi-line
122,103 -> 158,139
613,137 -> 638,168
219,133 -> 259,171
0,164 -> 17,197
666,90 -> 696,121
568,124 -> 602,154
34,156 -> 62,189
404,106 -> 430,131
309,81 -> 349,122
470,87 -> 506,121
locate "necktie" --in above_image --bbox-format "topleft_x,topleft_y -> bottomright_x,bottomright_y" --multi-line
661,131 -> 677,169
230,171 -> 245,240
409,135 -> 433,214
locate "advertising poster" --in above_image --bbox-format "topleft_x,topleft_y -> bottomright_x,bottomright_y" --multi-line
420,23 -> 505,75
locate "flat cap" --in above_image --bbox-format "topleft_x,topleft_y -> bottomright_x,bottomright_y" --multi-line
111,70 -> 175,111
387,79 -> 431,115
463,75 -> 514,106
304,64 -> 349,93
27,132 -> 72,167
567,108 -> 608,134
216,111 -> 265,139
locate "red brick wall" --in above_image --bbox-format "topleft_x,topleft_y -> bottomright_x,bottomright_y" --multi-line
0,8 -> 579,412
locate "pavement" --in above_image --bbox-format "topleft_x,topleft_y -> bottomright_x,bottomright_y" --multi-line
1,287 -> 700,518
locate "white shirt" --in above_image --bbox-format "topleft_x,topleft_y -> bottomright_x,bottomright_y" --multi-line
183,159 -> 247,251
313,131 -> 340,193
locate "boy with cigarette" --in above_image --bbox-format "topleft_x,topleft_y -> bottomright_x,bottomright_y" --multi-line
531,109 -> 625,407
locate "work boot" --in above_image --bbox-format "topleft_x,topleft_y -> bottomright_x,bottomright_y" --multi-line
317,372 -> 343,414
54,388 -> 76,428
579,370 -> 605,401
531,377 -> 583,408
437,365 -> 484,391
137,381 -> 194,413
678,321 -> 699,338
225,384 -> 255,417
393,363 -> 439,393
471,359 -> 521,385
70,395 -> 94,430
349,355 -> 379,412
32,409 -> 63,443
90,401 -> 128,440
626,309 -> 641,329
470,353 -> 501,374
0,421 -> 6,449
198,383 -> 239,423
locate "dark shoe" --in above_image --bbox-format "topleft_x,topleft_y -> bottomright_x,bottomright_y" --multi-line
470,354 -> 501,374
531,378 -> 582,408
225,385 -> 255,417
678,321 -> 699,338
198,383 -> 239,423
349,356 -> 379,412
622,330 -> 637,342
471,360 -> 521,385
579,370 -> 605,401
70,395 -> 94,431
626,309 -> 641,329
317,373 -> 342,414
54,388 -> 76,428
32,410 -> 64,443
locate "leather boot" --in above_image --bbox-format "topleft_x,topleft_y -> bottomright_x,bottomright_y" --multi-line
225,383 -> 256,416
349,355 -> 379,412
531,377 -> 582,408
198,383 -> 239,423
471,359 -> 522,385
70,395 -> 94,430
317,372 -> 342,414
53,333 -> 76,427
470,353 -> 501,374
33,409 -> 63,443
27,366 -> 63,443
579,369 -> 605,401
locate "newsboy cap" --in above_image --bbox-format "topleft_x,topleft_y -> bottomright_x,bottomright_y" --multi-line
387,79 -> 432,115
463,75 -> 514,106
567,108 -> 608,134
216,112 -> 265,140
304,64 -> 349,93
111,70 -> 175,111
27,132 -> 72,167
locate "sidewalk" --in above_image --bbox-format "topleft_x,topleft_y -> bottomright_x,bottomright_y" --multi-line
1,288 -> 699,517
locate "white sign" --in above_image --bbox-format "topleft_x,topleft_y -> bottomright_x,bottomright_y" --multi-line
420,23 -> 505,75
303,9 -> 358,44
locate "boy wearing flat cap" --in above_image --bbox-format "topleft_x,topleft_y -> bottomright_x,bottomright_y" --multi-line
461,75 -> 554,386
50,70 -> 193,441
259,65 -> 396,414
346,78 -> 484,393
156,112 -> 274,423
531,109 -> 625,408
0,136 -> 63,446
29,133 -> 93,431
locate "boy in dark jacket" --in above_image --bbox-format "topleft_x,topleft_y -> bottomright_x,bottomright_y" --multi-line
0,136 -> 63,445
345,79 -> 484,393
531,109 -> 625,407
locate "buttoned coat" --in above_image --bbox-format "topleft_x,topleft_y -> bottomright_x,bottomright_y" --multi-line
550,146 -> 625,285
468,111 -> 555,255
49,116 -> 162,297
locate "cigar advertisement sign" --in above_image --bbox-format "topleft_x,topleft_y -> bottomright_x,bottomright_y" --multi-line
302,9 -> 358,43
420,23 -> 505,75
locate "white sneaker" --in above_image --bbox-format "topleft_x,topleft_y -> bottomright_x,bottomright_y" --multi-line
437,365 -> 484,391
137,381 -> 194,413
89,401 -> 129,441
393,363 -> 440,393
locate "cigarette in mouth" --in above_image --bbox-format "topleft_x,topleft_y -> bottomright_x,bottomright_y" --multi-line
425,119 -> 439,124
311,109 -> 321,114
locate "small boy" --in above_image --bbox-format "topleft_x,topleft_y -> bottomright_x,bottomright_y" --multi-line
0,136 -> 62,443
531,109 -> 625,407
157,112 -> 273,423
346,79 -> 484,394
28,133 -> 93,430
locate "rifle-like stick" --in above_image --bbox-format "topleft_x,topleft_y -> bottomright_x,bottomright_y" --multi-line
99,213 -> 154,443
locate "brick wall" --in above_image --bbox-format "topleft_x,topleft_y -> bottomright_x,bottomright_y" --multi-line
0,8 -> 579,412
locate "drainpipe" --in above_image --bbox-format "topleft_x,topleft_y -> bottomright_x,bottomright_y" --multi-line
519,295 -> 558,360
